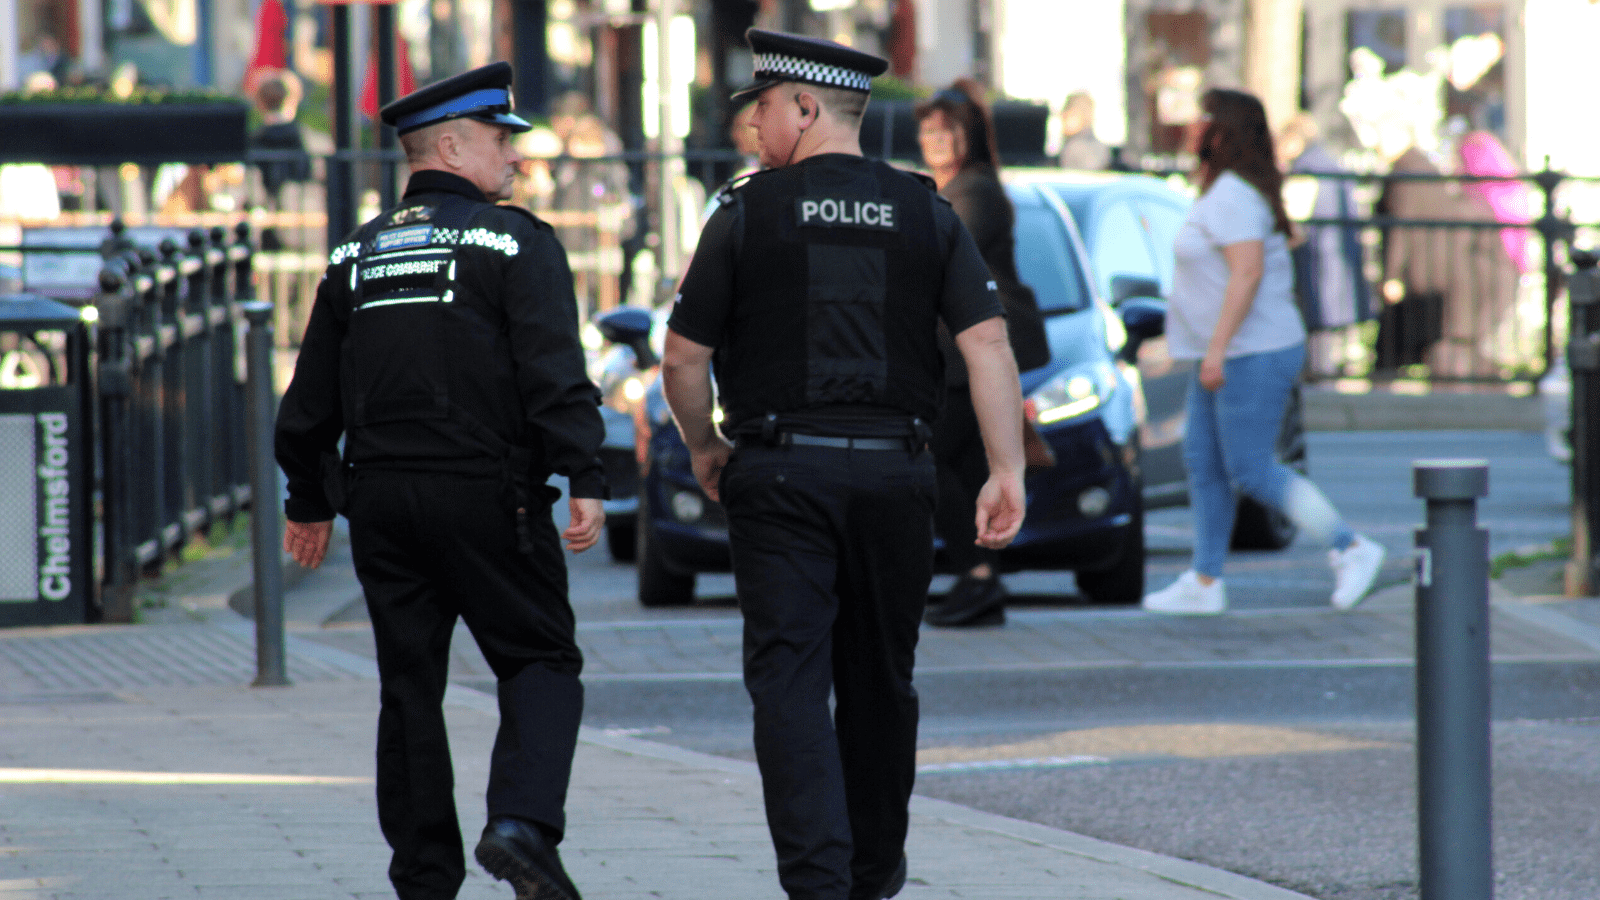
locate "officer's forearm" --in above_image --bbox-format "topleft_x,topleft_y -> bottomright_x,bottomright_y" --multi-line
661,332 -> 721,453
956,318 -> 1026,477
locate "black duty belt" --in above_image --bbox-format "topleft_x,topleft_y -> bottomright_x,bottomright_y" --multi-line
741,433 -> 911,451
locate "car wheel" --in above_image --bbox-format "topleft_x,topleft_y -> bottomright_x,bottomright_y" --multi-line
637,516 -> 694,607
1075,497 -> 1145,605
606,519 -> 637,563
1230,384 -> 1308,551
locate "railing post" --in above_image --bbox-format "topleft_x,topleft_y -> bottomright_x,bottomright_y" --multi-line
136,246 -> 168,570
95,262 -> 137,623
1533,161 -> 1568,381
243,300 -> 288,687
1412,459 -> 1492,900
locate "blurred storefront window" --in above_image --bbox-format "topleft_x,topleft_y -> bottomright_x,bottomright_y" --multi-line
105,0 -> 196,87
1444,5 -> 1507,139
1345,8 -> 1406,77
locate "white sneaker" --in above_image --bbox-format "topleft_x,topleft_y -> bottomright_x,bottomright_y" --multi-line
1142,571 -> 1226,615
1330,537 -> 1386,610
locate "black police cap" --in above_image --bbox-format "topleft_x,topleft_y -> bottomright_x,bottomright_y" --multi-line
380,61 -> 532,135
732,29 -> 890,104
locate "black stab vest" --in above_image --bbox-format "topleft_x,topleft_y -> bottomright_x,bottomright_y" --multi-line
718,156 -> 947,431
337,194 -> 536,467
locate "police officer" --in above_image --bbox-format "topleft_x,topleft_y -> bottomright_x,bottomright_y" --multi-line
275,62 -> 603,900
660,30 -> 1026,900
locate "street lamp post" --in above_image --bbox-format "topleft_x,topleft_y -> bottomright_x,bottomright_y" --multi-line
656,0 -> 682,287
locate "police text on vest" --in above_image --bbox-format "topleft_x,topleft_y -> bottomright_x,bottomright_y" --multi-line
795,198 -> 899,231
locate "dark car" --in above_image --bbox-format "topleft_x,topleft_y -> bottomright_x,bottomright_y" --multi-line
595,171 -> 1308,607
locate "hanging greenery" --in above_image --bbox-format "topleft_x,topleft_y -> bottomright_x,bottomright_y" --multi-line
0,86 -> 244,106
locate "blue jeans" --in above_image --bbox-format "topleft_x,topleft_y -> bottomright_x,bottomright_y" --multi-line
1183,343 -> 1354,577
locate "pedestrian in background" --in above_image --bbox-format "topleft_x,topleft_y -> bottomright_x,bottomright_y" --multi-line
913,78 -> 1051,628
1276,113 -> 1372,379
1142,87 -> 1386,615
249,69 -> 313,251
661,29 -> 1025,900
274,62 -> 605,900
1057,90 -> 1112,171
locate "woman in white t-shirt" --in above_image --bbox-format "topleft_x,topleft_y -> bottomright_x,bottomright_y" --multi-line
1142,89 -> 1386,614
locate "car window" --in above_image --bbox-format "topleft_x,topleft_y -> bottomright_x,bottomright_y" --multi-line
1092,199 -> 1158,297
1013,202 -> 1090,313
1133,196 -> 1187,291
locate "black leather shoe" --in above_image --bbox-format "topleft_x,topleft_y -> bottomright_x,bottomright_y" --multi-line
475,816 -> 582,900
924,575 -> 1006,627
852,853 -> 908,900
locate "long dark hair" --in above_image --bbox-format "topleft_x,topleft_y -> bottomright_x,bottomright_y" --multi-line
913,77 -> 1002,171
1195,88 -> 1293,236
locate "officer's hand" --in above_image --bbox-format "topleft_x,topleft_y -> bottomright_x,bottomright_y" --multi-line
564,497 -> 606,553
284,519 -> 334,569
973,472 -> 1025,549
690,439 -> 735,504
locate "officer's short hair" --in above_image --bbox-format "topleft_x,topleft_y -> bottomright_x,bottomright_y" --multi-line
398,118 -> 477,165
803,84 -> 869,127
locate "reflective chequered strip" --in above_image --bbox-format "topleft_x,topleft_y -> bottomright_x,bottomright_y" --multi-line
754,53 -> 873,92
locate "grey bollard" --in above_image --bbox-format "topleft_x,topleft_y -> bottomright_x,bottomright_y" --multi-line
1412,459 -> 1491,900
243,301 -> 289,688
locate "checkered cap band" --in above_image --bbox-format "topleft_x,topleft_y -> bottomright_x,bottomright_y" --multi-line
753,52 -> 873,93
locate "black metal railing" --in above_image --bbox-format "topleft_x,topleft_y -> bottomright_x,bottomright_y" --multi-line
93,223 -> 256,621
16,150 -> 1597,389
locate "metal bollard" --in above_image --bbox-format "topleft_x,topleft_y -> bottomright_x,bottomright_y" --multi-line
243,301 -> 289,687
1567,250 -> 1600,595
1412,459 -> 1491,900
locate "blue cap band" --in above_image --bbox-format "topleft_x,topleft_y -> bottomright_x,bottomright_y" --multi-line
395,88 -> 512,132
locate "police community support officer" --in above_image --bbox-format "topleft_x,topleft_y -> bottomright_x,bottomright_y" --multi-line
660,30 -> 1027,900
274,62 -> 603,900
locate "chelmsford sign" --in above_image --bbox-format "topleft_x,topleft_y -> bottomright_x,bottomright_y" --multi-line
0,294 -> 92,628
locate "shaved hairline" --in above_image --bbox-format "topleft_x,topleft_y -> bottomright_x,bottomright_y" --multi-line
398,118 -> 477,165
795,84 -> 870,128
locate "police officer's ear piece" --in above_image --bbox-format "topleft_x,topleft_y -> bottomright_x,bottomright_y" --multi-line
796,96 -> 812,122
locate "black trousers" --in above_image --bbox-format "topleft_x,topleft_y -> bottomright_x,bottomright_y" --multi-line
721,441 -> 937,900
345,471 -> 583,900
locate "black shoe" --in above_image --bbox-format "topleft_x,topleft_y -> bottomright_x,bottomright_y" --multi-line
924,575 -> 1006,627
852,853 -> 908,900
475,816 -> 582,900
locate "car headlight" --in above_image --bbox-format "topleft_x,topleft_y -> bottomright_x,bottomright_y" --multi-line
1030,360 -> 1117,425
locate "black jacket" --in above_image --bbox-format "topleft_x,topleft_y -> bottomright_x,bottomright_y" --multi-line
938,164 -> 1050,383
276,170 -> 606,522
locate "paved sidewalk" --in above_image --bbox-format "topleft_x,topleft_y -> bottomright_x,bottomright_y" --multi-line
0,624 -> 1316,900
0,536 -> 1340,900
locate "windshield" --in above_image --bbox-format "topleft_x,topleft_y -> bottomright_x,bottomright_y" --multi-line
1013,201 -> 1091,313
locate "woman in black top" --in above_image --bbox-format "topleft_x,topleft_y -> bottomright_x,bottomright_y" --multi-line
916,79 -> 1050,627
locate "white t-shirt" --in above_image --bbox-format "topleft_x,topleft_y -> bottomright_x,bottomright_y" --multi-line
1166,170 -> 1305,360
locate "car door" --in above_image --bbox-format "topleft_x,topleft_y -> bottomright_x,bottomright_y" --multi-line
1089,193 -> 1188,505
